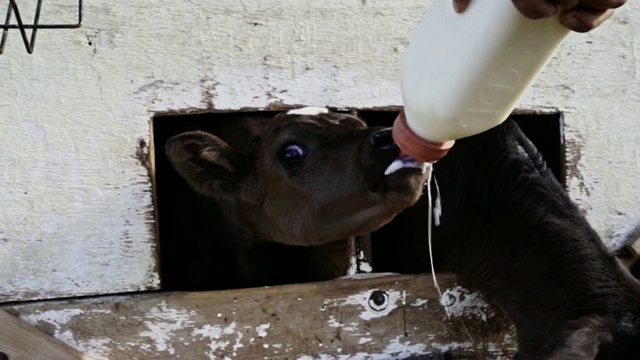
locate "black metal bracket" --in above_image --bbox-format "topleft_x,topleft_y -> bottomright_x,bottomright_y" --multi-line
1,0 -> 82,54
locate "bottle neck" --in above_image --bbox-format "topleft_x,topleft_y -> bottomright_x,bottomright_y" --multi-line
392,111 -> 455,163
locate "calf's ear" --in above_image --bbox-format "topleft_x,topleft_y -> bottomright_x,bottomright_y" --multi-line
165,131 -> 247,198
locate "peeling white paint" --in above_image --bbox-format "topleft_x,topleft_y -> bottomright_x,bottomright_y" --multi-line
232,331 -> 245,353
328,315 -> 360,332
191,322 -> 239,358
19,308 -> 117,358
357,250 -> 373,273
297,336 -> 431,360
609,207 -> 640,251
19,308 -> 87,350
139,302 -> 197,354
383,335 -> 429,357
6,273 -> 516,359
19,308 -> 85,326
429,341 -> 474,353
358,261 -> 373,273
256,323 -> 271,337
410,298 -> 429,307
83,338 -> 114,359
442,286 -> 493,321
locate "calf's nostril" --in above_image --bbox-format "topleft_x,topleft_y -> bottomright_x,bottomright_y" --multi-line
370,129 -> 399,152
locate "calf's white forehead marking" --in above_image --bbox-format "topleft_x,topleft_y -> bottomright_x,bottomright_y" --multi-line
286,107 -> 329,116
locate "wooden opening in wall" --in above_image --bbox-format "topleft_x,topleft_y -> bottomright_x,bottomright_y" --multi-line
151,109 -> 565,292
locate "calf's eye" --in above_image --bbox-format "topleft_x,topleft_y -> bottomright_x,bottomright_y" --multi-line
278,143 -> 307,170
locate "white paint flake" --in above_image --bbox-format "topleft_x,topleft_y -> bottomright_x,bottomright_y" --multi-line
139,301 -> 197,355
81,338 -> 114,360
328,315 -> 359,332
356,250 -> 373,273
441,286 -> 493,321
233,331 -> 245,353
20,308 -> 85,327
19,309 -> 85,350
19,308 -> 118,359
286,106 -> 329,116
410,298 -> 428,307
382,335 -> 428,357
191,322 -> 238,358
429,341 -> 474,353
256,323 -> 271,337
296,335 -> 432,360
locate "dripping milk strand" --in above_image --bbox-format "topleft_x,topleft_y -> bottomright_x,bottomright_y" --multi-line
425,165 -> 449,318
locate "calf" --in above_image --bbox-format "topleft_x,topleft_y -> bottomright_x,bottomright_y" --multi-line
374,118 -> 640,359
162,108 -> 427,289
165,109 -> 640,358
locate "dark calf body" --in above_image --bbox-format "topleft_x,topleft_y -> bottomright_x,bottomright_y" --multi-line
164,110 -> 640,358
374,119 -> 640,359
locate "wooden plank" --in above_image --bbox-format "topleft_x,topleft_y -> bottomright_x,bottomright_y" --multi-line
3,274 -> 516,359
0,309 -> 92,360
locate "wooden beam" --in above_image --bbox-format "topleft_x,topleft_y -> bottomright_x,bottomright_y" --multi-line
0,309 -> 91,360
3,273 -> 515,359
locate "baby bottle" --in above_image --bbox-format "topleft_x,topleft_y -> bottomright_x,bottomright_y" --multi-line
392,0 -> 571,162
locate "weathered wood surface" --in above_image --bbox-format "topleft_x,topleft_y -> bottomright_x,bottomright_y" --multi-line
3,274 -> 516,359
0,309 -> 92,360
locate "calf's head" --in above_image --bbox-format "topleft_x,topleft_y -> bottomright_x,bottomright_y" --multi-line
165,108 -> 427,246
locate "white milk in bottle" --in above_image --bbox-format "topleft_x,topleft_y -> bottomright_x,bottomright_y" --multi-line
392,0 -> 570,162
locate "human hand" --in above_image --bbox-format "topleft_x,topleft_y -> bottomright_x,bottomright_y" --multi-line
453,0 -> 626,32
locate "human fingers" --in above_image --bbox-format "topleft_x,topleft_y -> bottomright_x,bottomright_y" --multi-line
556,0 -> 579,9
573,0 -> 626,10
512,0 -> 557,18
560,7 -> 615,32
453,0 -> 471,13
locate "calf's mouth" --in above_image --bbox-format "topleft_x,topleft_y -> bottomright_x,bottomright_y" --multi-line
384,156 -> 428,176
367,127 -> 427,185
